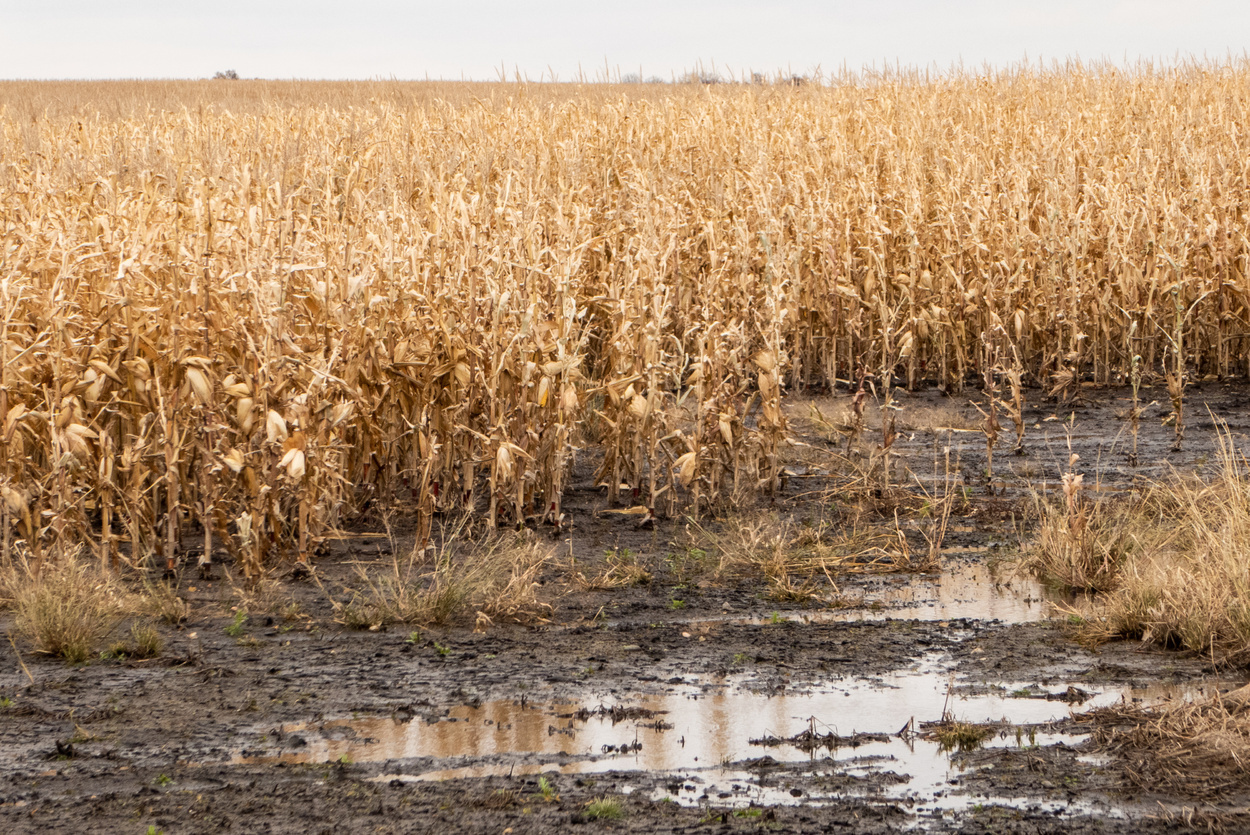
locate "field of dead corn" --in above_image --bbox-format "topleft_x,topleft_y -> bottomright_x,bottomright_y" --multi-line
3,66 -> 1250,579
8,68 -> 1250,834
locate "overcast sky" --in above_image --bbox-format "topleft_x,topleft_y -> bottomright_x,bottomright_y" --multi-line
4,1 -> 1248,81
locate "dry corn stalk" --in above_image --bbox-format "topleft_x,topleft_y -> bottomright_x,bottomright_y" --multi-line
2,67 -> 1250,567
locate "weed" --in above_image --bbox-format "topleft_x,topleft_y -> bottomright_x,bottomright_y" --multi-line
477,789 -> 519,809
583,797 -> 624,820
577,548 -> 652,590
129,622 -> 163,659
927,717 -> 995,752
279,600 -> 305,622
405,630 -> 421,644
335,532 -> 554,629
337,597 -> 382,631
668,598 -> 686,610
534,775 -> 559,802
141,581 -> 189,625
433,642 -> 451,656
224,609 -> 248,637
154,773 -> 172,787
0,696 -> 11,709
12,557 -> 124,663
1027,425 -> 1250,661
666,547 -> 711,584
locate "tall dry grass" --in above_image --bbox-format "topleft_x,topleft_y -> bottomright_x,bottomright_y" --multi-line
6,552 -> 129,661
4,64 -> 1250,572
1027,428 -> 1250,662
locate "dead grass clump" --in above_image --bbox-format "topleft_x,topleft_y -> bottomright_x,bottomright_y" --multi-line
140,580 -> 190,625
684,511 -> 935,602
101,621 -> 165,661
1023,487 -> 1149,593
1095,481 -> 1250,660
473,537 -> 556,626
339,562 -> 465,629
224,572 -> 290,617
1092,685 -> 1250,799
1033,431 -> 1250,660
336,534 -> 555,629
11,556 -> 127,663
128,621 -> 164,659
573,548 -> 653,591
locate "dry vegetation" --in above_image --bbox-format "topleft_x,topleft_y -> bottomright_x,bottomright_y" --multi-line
333,532 -> 556,629
5,552 -> 129,661
1025,427 -> 1250,662
3,65 -> 1250,580
1092,684 -> 1250,800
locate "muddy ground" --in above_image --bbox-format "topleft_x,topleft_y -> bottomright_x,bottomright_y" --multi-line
5,384 -> 1250,833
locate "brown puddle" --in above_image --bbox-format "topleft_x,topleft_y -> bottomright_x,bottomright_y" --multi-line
230,661 -> 1244,781
223,667 -> 1245,818
658,560 -> 1065,628
826,560 -> 1058,624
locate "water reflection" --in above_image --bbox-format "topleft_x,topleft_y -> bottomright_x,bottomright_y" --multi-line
233,667 -> 1243,773
658,560 -> 1064,627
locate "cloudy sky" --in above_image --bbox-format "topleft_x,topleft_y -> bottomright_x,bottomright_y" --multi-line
4,1 -> 1248,81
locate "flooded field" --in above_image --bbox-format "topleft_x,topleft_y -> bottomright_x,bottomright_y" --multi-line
4,386 -> 1250,833
239,663 -> 1240,819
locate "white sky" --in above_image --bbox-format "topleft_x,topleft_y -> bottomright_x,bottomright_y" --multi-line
3,1 -> 1248,81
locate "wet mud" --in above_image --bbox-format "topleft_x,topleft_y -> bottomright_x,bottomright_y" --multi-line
4,385 -> 1250,832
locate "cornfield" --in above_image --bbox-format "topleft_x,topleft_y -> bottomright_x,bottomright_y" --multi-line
3,64 -> 1250,574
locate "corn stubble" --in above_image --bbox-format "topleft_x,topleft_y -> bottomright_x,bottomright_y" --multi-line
3,65 -> 1250,574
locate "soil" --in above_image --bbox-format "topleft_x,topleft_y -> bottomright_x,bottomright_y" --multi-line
4,384 -> 1250,833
